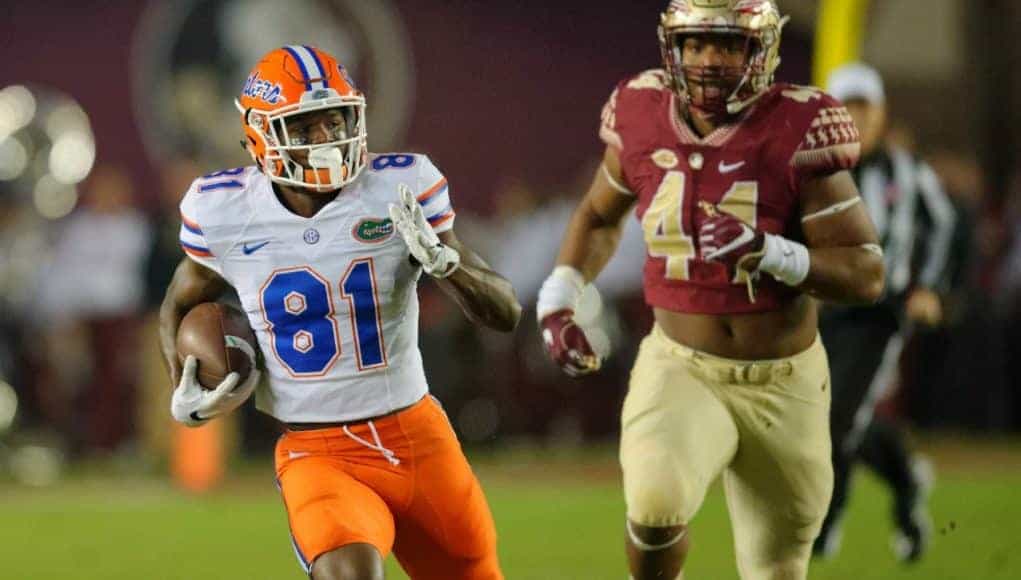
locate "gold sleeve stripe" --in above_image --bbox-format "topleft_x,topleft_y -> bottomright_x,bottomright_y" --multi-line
801,196 -> 861,223
860,243 -> 883,256
602,164 -> 633,195
598,125 -> 623,151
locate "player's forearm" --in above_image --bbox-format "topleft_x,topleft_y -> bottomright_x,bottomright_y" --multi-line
159,259 -> 229,384
556,201 -> 624,282
437,265 -> 522,332
158,290 -> 188,385
800,246 -> 885,304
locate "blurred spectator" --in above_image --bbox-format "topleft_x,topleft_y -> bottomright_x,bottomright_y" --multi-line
138,157 -> 199,461
995,168 -> 1021,429
36,164 -> 151,455
144,157 -> 202,310
0,181 -> 49,432
997,172 -> 1021,315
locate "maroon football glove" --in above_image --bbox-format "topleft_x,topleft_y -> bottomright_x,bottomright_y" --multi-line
539,309 -> 601,377
698,211 -> 766,276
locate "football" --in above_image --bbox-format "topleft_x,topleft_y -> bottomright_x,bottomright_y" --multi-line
176,302 -> 257,390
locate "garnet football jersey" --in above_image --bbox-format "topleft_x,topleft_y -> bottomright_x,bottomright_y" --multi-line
178,153 -> 455,422
600,69 -> 860,314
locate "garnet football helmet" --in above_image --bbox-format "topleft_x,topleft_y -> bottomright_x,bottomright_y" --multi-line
236,45 -> 367,191
659,0 -> 788,116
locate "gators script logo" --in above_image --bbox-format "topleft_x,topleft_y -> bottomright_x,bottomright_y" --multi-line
353,218 -> 394,243
242,72 -> 287,105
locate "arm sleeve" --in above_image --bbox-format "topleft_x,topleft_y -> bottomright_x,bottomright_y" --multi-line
178,187 -> 223,275
790,93 -> 861,182
914,162 -> 957,290
416,157 -> 456,234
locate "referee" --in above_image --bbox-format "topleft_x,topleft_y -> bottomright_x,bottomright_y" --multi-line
812,63 -> 956,562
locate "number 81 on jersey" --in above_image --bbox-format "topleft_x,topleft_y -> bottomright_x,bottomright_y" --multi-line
260,260 -> 386,376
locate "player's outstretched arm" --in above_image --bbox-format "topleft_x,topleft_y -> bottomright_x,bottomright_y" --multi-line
434,230 -> 522,332
159,257 -> 230,385
389,185 -> 521,332
537,147 -> 636,376
796,170 -> 885,304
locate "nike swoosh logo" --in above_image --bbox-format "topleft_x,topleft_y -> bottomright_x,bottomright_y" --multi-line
719,160 -> 746,174
728,225 -> 756,248
242,241 -> 270,255
288,450 -> 310,460
706,225 -> 755,259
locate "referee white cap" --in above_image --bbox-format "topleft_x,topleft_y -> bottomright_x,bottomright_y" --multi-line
826,62 -> 886,105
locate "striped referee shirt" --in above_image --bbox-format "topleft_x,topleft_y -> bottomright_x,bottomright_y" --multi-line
852,146 -> 957,302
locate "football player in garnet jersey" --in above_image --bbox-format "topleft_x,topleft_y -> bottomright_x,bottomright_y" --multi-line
538,2 -> 884,579
159,46 -> 519,580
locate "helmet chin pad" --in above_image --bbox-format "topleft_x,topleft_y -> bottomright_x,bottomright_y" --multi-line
300,147 -> 348,191
309,147 -> 344,173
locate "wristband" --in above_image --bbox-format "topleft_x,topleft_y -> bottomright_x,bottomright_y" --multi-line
757,233 -> 810,287
537,266 -> 586,319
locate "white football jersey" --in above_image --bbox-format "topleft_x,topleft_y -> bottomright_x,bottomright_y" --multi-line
178,153 -> 456,423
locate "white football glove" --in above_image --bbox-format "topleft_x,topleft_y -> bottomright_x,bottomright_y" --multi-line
171,355 -> 260,427
388,183 -> 460,278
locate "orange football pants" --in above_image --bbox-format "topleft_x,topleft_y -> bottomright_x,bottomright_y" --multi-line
274,395 -> 502,579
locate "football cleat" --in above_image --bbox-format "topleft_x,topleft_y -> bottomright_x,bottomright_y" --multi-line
892,456 -> 934,563
236,45 -> 367,191
658,0 -> 789,115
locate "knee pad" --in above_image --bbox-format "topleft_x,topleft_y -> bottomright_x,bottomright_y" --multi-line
623,451 -> 699,526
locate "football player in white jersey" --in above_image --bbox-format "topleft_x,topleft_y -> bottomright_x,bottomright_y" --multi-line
158,46 -> 520,580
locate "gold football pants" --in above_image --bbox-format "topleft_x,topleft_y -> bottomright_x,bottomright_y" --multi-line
620,324 -> 833,580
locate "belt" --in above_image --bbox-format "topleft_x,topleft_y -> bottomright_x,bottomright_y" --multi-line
690,355 -> 794,386
651,324 -> 798,386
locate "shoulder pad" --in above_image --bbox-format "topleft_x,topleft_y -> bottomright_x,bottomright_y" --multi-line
625,69 -> 670,91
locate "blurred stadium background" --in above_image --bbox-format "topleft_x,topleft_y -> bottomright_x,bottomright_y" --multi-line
0,0 -> 1019,578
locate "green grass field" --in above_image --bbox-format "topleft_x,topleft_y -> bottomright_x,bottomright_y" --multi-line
2,440 -> 1019,579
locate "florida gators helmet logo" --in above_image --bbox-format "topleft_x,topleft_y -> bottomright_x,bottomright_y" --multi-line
236,45 -> 368,191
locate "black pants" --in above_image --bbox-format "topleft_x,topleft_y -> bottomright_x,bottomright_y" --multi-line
817,307 -> 919,542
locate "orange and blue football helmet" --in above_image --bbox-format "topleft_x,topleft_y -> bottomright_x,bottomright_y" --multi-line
236,45 -> 367,191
